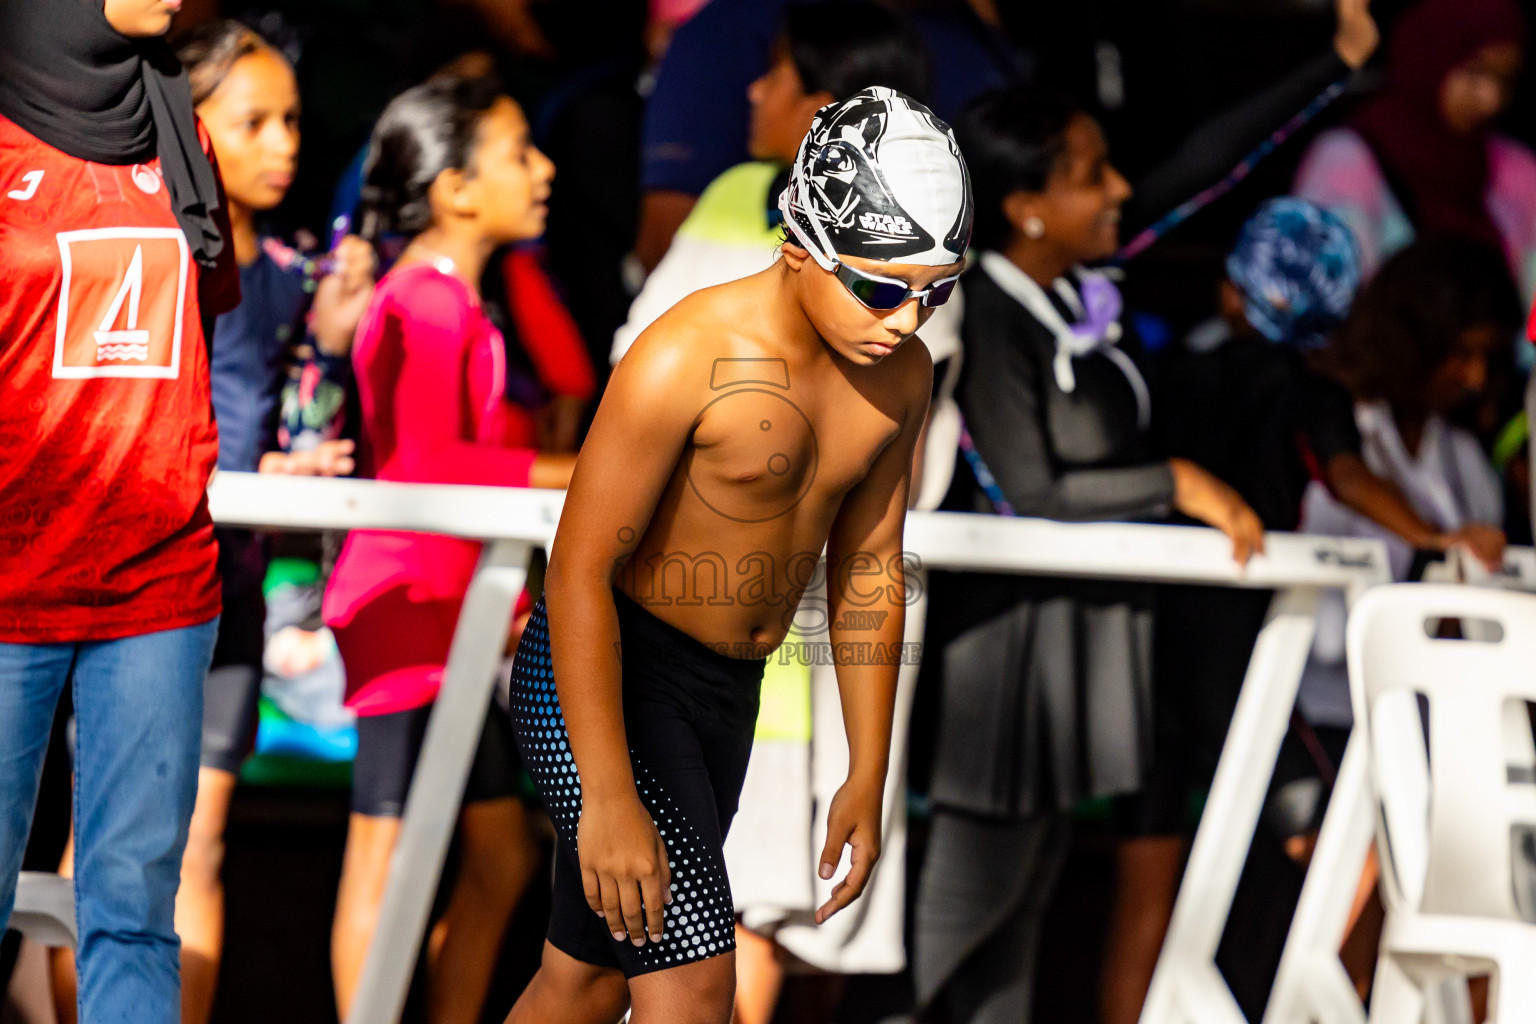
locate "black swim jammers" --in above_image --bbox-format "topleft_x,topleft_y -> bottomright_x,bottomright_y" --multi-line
508,588 -> 767,977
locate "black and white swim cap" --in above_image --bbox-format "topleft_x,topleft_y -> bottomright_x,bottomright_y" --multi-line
779,86 -> 972,269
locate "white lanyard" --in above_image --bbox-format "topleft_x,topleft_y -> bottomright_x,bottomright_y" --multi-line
1356,402 -> 1463,531
978,251 -> 1150,429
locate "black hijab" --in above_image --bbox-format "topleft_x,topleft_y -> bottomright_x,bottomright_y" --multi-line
0,0 -> 224,268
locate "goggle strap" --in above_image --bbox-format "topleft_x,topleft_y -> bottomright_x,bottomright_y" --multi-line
779,187 -> 840,272
779,186 -> 965,309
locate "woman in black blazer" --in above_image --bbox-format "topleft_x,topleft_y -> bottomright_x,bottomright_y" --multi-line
910,3 -> 1384,1007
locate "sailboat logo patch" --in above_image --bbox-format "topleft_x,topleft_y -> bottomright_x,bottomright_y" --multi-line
53,228 -> 188,379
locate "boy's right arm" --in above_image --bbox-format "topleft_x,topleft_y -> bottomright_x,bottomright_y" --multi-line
543,316 -> 707,948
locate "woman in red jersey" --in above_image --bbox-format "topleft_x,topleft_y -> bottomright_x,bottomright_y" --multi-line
0,1 -> 238,1023
44,21 -> 374,1024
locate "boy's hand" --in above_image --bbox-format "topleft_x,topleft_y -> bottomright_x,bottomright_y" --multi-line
578,791 -> 673,947
815,774 -> 884,924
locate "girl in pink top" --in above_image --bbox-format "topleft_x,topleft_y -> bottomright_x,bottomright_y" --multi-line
328,261 -> 536,714
322,75 -> 575,1024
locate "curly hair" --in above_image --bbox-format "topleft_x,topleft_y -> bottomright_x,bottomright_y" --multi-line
1324,236 -> 1521,414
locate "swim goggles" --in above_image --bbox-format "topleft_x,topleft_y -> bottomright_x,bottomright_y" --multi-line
831,261 -> 962,311
779,187 -> 963,311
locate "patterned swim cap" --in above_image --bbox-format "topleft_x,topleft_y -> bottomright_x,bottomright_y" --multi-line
779,86 -> 972,269
1226,197 -> 1361,350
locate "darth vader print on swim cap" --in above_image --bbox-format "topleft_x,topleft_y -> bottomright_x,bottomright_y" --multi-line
779,86 -> 972,270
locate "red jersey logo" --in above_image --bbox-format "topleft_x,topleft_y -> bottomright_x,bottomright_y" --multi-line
53,228 -> 188,379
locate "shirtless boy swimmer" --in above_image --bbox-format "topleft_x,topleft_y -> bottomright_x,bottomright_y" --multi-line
505,87 -> 972,1024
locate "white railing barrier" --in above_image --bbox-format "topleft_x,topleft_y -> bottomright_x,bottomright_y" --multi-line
9,473 -> 1417,1024
210,475 -> 550,1024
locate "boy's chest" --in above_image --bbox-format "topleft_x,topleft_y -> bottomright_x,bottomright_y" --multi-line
686,369 -> 901,523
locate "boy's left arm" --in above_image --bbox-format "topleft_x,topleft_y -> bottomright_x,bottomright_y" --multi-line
815,347 -> 932,924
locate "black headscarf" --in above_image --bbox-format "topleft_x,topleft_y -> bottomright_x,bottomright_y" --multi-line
0,0 -> 225,268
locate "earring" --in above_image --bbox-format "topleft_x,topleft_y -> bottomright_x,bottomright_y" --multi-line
1023,216 -> 1046,240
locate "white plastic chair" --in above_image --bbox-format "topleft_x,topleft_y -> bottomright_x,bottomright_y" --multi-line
10,871 -> 75,948
1347,583 -> 1536,1023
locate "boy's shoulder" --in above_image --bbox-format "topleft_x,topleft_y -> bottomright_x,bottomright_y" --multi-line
615,285 -> 749,398
630,273 -> 765,354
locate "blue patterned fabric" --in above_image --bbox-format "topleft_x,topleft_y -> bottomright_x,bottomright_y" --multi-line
1226,197 -> 1361,350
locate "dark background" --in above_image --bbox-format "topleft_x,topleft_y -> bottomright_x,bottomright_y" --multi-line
7,1 -> 1535,1020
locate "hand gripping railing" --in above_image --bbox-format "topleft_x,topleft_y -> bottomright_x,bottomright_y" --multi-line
9,473 -> 1397,1024
899,513 -> 1391,1024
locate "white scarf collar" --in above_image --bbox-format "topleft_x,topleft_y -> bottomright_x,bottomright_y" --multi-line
1354,401 -> 1462,531
978,250 -> 1149,429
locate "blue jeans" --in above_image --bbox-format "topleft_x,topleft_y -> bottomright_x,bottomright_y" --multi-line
0,618 -> 217,1024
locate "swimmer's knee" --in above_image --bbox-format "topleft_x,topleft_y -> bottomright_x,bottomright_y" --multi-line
686,961 -> 736,1022
700,957 -> 738,1008
536,942 -> 630,1014
587,970 -> 631,1015
630,953 -> 735,1024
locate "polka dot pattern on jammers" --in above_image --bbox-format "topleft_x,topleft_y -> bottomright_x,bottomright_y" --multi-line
508,593 -> 765,977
